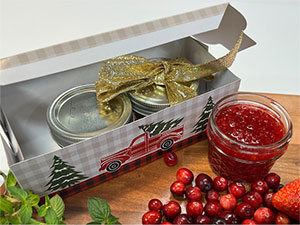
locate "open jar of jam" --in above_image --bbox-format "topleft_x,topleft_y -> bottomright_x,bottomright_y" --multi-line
207,93 -> 293,182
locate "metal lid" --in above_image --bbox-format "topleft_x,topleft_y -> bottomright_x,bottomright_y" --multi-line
128,57 -> 199,116
47,84 -> 132,147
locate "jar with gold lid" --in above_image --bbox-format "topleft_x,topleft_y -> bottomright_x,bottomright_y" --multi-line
47,84 -> 132,147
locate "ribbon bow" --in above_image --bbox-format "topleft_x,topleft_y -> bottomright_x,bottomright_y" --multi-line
95,32 -> 243,108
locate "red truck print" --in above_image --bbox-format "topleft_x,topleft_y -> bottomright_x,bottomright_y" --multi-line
99,125 -> 184,172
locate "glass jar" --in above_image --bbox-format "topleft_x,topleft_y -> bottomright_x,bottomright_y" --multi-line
207,93 -> 293,182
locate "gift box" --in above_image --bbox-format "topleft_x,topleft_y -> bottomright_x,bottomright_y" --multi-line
0,3 -> 255,197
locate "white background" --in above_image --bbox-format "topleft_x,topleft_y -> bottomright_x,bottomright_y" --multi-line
0,0 -> 299,173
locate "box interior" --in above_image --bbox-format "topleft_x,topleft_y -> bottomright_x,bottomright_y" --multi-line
0,37 -> 239,161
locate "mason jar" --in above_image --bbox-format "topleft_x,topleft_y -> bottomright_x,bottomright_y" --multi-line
47,84 -> 132,147
207,93 -> 293,182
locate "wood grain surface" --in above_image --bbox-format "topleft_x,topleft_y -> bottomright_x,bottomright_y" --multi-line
63,93 -> 300,224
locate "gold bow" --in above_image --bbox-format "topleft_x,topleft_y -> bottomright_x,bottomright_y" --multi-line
95,32 -> 243,108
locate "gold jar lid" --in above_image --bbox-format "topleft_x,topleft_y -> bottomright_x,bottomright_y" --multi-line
47,84 -> 132,147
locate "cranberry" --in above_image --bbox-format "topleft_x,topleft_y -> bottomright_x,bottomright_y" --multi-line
173,214 -> 193,224
171,181 -> 186,196
176,168 -> 194,185
251,179 -> 269,195
263,192 -> 274,209
186,201 -> 203,218
235,203 -> 254,219
274,183 -> 284,193
243,191 -> 263,209
204,201 -> 222,218
275,212 -> 291,224
241,219 -> 258,224
163,201 -> 182,220
195,215 -> 211,224
195,173 -> 214,192
211,217 -> 226,224
264,172 -> 280,189
148,199 -> 163,212
205,190 -> 220,202
219,211 -> 240,224
164,152 -> 178,166
160,222 -> 172,225
142,211 -> 162,224
185,186 -> 202,202
229,182 -> 246,199
213,176 -> 228,192
253,207 -> 275,224
220,194 -> 237,211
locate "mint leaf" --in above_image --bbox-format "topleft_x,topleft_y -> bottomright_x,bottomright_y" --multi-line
28,190 -> 40,206
8,216 -> 21,224
0,216 -> 9,225
45,195 -> 51,207
6,171 -> 16,187
50,195 -> 65,220
105,215 -> 120,224
45,207 -> 59,225
7,186 -> 28,201
38,205 -> 48,217
19,204 -> 33,224
0,196 -> 13,215
88,198 -> 111,223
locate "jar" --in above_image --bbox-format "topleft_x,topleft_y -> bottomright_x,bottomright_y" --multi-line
207,93 -> 293,182
47,84 -> 132,147
128,58 -> 199,118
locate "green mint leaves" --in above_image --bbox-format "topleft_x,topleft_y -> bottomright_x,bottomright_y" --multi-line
1,170 -> 65,225
87,198 -> 120,224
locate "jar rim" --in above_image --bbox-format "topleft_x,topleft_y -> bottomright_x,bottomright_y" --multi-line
210,92 -> 293,150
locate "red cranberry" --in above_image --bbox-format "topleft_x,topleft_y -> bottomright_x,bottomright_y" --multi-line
205,190 -> 220,202
164,152 -> 178,166
185,186 -> 202,202
219,211 -> 240,224
173,214 -> 192,224
251,179 -> 269,195
253,207 -> 275,224
142,211 -> 162,224
220,194 -> 237,211
195,173 -> 214,192
204,201 -> 222,218
235,203 -> 255,219
186,201 -> 203,218
275,212 -> 291,224
195,215 -> 211,224
211,217 -> 226,224
263,192 -> 274,209
148,199 -> 163,212
229,182 -> 246,199
213,176 -> 228,192
171,181 -> 186,196
163,201 -> 182,220
274,183 -> 284,193
264,172 -> 280,189
243,191 -> 263,209
241,219 -> 258,224
160,222 -> 172,225
176,168 -> 194,185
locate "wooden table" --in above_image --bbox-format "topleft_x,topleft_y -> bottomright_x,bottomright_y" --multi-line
63,93 -> 300,224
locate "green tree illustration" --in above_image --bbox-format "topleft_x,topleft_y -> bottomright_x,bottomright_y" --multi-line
46,155 -> 87,192
139,117 -> 184,137
192,96 -> 214,133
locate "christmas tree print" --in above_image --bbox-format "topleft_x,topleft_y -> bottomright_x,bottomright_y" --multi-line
139,117 -> 184,137
46,155 -> 87,192
192,96 -> 214,133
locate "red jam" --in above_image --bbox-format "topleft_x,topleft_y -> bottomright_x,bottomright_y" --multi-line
207,94 -> 292,183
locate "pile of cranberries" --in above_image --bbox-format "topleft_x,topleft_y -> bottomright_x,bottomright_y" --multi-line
142,168 -> 291,224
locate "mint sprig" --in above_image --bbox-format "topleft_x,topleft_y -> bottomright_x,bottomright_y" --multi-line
87,198 -> 121,224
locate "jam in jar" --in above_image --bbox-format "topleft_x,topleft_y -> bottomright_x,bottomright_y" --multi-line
207,93 -> 293,182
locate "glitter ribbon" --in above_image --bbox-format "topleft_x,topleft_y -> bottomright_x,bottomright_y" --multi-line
95,32 -> 243,108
